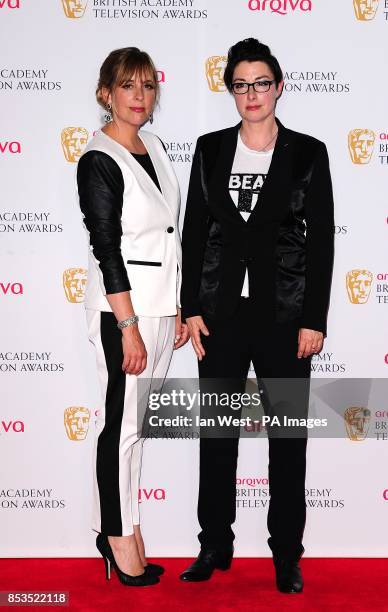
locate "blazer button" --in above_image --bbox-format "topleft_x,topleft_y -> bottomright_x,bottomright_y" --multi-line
167,226 -> 174,233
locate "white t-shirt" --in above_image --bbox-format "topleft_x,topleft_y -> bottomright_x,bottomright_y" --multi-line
228,132 -> 274,297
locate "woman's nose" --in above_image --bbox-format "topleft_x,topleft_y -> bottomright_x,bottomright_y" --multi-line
134,85 -> 144,100
247,85 -> 257,100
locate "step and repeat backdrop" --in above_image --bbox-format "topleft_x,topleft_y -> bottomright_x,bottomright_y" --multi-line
1,0 -> 388,557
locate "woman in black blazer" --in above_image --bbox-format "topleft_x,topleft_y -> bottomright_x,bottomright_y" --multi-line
180,38 -> 334,593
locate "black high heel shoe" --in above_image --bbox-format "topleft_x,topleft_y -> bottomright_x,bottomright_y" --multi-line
96,533 -> 159,586
144,562 -> 164,577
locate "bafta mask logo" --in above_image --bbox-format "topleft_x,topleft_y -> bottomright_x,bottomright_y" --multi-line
64,407 -> 90,441
63,268 -> 87,303
205,56 -> 227,92
353,0 -> 379,20
61,127 -> 88,162
61,0 -> 88,18
344,407 -> 371,441
346,269 -> 373,304
348,129 -> 375,164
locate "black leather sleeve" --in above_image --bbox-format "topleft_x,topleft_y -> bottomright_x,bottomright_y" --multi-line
77,150 -> 131,294
301,142 -> 335,335
180,137 -> 209,321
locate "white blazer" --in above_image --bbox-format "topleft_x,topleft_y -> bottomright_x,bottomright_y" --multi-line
80,129 -> 182,317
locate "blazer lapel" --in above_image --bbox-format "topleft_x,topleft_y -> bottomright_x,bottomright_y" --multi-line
248,118 -> 294,224
138,131 -> 178,218
211,122 -> 246,227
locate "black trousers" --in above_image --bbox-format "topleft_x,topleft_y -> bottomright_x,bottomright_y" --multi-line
197,298 -> 311,560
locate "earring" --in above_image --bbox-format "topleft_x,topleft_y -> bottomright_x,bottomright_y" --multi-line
149,112 -> 154,125
104,103 -> 112,124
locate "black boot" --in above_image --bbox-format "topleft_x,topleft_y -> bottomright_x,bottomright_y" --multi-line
180,548 -> 233,582
273,557 -> 303,593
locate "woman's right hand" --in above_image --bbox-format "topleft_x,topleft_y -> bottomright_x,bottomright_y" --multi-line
121,325 -> 147,375
186,316 -> 210,361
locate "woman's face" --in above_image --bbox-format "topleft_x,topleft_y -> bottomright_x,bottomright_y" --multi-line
107,70 -> 157,128
231,60 -> 283,124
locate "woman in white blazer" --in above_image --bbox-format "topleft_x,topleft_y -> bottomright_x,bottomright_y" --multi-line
77,47 -> 188,587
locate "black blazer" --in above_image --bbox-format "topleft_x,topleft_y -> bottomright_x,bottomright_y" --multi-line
180,118 -> 334,335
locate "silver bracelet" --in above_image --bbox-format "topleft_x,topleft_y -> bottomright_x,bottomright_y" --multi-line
117,315 -> 139,330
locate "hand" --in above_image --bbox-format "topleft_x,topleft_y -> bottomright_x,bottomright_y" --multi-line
174,308 -> 190,350
297,328 -> 324,359
186,315 -> 209,361
121,324 -> 147,375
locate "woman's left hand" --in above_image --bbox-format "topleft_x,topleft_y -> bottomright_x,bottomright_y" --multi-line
297,328 -> 324,358
174,308 -> 190,350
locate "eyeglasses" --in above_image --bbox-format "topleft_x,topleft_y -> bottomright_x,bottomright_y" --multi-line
231,80 -> 275,95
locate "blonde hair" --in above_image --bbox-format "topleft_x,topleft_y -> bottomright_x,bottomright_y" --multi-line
96,47 -> 159,111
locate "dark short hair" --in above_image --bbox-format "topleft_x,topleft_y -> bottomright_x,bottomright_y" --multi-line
96,47 -> 159,110
223,38 -> 283,92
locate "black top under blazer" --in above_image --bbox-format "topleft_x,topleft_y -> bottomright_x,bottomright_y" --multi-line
180,118 -> 335,335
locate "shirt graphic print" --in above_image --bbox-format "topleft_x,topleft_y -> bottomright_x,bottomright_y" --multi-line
229,172 -> 266,215
229,132 -> 273,222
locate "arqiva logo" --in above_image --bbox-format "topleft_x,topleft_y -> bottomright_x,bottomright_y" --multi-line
0,141 -> 21,154
138,488 -> 166,503
1,420 -> 24,433
248,0 -> 312,14
0,0 -> 20,8
0,282 -> 23,295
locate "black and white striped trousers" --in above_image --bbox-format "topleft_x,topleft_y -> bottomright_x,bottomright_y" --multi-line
86,310 -> 175,536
